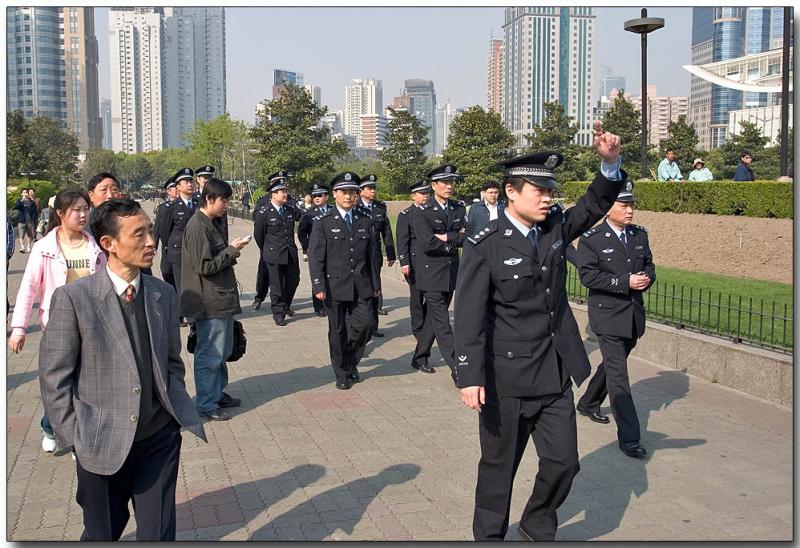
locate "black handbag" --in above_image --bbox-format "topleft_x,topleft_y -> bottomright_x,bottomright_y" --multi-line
186,320 -> 246,362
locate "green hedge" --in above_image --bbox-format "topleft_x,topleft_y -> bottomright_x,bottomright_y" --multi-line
559,180 -> 793,219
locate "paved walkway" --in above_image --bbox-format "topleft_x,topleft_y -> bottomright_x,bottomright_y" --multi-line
6,208 -> 792,540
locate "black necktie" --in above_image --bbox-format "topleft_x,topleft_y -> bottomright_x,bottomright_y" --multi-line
345,211 -> 352,230
187,200 -> 193,213
620,231 -> 627,248
527,225 -> 539,252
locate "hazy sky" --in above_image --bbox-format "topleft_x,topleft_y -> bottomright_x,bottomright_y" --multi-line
95,7 -> 692,123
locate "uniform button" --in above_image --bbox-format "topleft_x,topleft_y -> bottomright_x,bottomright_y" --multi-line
545,288 -> 551,294
551,333 -> 555,338
626,259 -> 630,262
550,311 -> 554,317
130,415 -> 138,422
541,266 -> 547,271
350,269 -> 354,272
506,351 -> 514,358
350,248 -> 354,251
132,387 -> 141,394
513,274 -> 519,279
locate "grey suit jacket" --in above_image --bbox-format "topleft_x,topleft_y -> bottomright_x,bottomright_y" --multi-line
39,269 -> 206,475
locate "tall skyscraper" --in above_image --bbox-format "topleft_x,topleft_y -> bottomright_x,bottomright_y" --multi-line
162,7 -> 226,149
100,98 -> 112,149
343,78 -> 383,143
502,7 -> 595,146
359,114 -> 388,150
7,7 -> 102,152
434,102 -> 455,155
596,65 -> 626,101
487,38 -> 504,114
303,84 -> 322,107
109,7 -> 227,153
404,79 -> 437,155
109,8 -> 165,153
272,68 -> 303,99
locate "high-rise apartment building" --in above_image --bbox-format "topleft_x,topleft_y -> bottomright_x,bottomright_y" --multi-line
303,84 -> 322,107
109,8 -> 165,153
502,7 -> 595,146
343,78 -> 383,143
487,39 -> 503,114
689,7 -> 781,149
434,102 -> 455,155
359,114 -> 388,150
404,79 -> 436,155
7,7 -> 102,152
162,7 -> 226,149
321,111 -> 342,134
629,86 -> 689,146
101,98 -> 112,149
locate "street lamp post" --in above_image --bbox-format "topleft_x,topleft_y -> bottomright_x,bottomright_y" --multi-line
625,8 -> 664,179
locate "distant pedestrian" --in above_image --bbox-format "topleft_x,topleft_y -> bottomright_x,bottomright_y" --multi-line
657,148 -> 683,181
36,196 -> 55,239
688,158 -> 714,182
39,198 -> 206,541
14,188 -> 38,253
733,150 -> 756,181
466,180 -> 505,234
241,188 -> 251,215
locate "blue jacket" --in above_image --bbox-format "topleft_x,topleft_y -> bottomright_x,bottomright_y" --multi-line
733,163 -> 755,181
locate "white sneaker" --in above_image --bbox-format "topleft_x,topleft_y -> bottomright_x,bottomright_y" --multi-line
41,436 -> 58,453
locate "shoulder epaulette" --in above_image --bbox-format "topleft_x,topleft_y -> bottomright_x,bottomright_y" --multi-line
630,223 -> 647,233
399,207 -> 411,215
581,226 -> 601,238
418,202 -> 432,211
467,222 -> 498,245
319,208 -> 335,219
375,199 -> 386,207
457,199 -> 467,207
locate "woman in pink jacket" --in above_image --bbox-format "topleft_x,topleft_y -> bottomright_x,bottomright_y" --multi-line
8,188 -> 106,453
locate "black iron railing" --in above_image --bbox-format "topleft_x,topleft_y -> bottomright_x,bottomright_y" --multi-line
566,266 -> 793,354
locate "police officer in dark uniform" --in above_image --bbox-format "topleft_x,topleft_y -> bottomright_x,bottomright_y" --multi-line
575,181 -> 654,459
254,174 -> 301,326
411,164 -> 467,379
453,122 -> 625,541
298,183 -> 332,317
358,175 -> 396,324
155,167 -> 198,324
251,173 -> 285,310
395,180 -> 431,342
153,176 -> 178,290
195,165 -> 228,243
308,172 -> 379,390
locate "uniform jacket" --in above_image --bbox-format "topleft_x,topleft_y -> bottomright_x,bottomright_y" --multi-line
412,198 -> 467,292
298,204 -> 331,253
154,196 -> 198,263
359,199 -> 396,265
10,227 -> 106,336
180,211 -> 242,319
466,199 -> 506,234
395,204 -> 423,279
253,202 -> 298,265
39,270 -> 206,476
308,208 -> 379,302
453,170 -> 627,397
576,219 -> 655,339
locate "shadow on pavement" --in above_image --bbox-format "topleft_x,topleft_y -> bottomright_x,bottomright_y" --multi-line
7,369 -> 39,391
552,369 -> 706,540
249,463 -> 421,540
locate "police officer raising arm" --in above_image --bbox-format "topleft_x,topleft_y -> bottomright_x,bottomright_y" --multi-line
453,121 -> 625,541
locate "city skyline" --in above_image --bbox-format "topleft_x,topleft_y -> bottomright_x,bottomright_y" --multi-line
95,7 -> 693,124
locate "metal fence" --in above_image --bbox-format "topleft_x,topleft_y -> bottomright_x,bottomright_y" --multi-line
566,266 -> 793,354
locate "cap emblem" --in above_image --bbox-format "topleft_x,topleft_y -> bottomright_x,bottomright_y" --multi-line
345,173 -> 352,181
544,155 -> 559,169
445,166 -> 452,174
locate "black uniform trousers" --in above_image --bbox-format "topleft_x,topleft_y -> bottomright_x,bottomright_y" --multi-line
163,260 -> 182,305
370,261 -> 383,331
266,249 -> 300,319
577,333 -> 641,443
160,254 -> 176,291
325,292 -> 374,382
255,255 -> 270,302
412,290 -> 456,369
76,420 -> 182,541
405,278 -> 426,340
474,384 -> 579,541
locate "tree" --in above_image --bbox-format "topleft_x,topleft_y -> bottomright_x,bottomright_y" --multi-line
186,113 -> 250,179
80,149 -> 120,182
602,91 -> 643,179
115,154 -> 154,191
250,82 -> 347,194
8,113 -> 80,186
659,115 -> 699,175
379,107 -> 430,195
709,121 -> 771,179
6,111 -> 28,178
524,101 -> 593,184
442,106 -> 514,198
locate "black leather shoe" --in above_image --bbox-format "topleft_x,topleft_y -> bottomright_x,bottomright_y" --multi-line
377,308 -> 389,316
286,308 -> 295,317
619,441 -> 647,458
253,297 -> 263,310
348,370 -> 361,383
202,408 -> 230,421
577,407 -> 610,424
316,311 -> 327,317
373,331 -> 385,338
219,392 -> 241,408
412,363 -> 435,374
335,379 -> 353,390
274,316 -> 287,326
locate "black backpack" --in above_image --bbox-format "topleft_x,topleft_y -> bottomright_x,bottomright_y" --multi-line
187,320 -> 247,362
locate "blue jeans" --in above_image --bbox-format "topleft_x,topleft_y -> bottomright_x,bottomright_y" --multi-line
193,317 -> 233,413
41,414 -> 54,438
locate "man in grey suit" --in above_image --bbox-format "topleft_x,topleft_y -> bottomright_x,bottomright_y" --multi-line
39,198 -> 206,541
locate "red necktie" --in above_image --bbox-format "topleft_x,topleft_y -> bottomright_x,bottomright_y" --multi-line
123,284 -> 135,303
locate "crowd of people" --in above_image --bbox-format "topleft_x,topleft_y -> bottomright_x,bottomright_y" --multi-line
657,148 -> 758,181
9,121 -> 663,541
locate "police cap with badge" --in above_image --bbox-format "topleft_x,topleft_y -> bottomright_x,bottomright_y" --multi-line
360,174 -> 378,189
427,164 -> 459,182
409,180 -> 430,194
616,180 -> 636,203
174,167 -> 194,183
330,171 -> 361,190
310,183 -> 330,196
267,171 -> 288,193
498,151 -> 563,189
195,165 -> 215,178
164,177 -> 177,190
